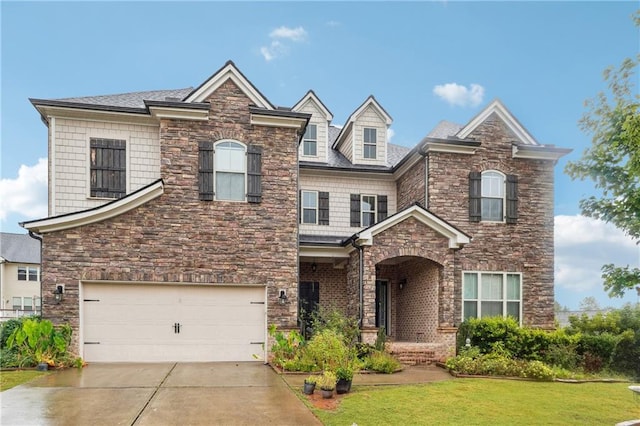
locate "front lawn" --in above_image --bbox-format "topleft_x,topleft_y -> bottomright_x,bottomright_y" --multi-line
0,370 -> 48,392
313,379 -> 640,425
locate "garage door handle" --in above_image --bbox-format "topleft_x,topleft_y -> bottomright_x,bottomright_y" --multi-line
250,342 -> 264,345
174,323 -> 181,334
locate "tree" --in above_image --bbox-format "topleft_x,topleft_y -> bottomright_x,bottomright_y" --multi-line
578,296 -> 601,312
565,11 -> 640,298
554,301 -> 569,313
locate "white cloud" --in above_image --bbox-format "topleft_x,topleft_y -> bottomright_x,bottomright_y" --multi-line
387,128 -> 395,143
260,26 -> 307,62
0,158 -> 48,222
326,20 -> 340,27
269,26 -> 307,42
433,83 -> 485,107
554,215 -> 638,294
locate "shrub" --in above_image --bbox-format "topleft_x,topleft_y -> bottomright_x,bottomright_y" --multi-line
310,307 -> 360,346
0,319 -> 23,349
364,350 -> 401,374
318,371 -> 337,390
302,329 -> 349,372
522,360 -> 554,381
0,347 -> 20,368
6,318 -> 73,368
268,325 -> 304,370
543,343 -> 578,370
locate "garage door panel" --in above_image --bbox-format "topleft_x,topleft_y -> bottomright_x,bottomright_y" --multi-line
82,284 -> 266,362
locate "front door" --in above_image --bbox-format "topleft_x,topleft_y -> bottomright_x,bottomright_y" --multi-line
375,280 -> 388,334
299,281 -> 319,338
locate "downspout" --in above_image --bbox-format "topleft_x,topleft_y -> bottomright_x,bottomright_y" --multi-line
350,237 -> 364,329
27,231 -> 43,316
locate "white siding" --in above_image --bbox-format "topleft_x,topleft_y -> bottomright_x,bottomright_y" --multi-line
340,127 -> 354,162
295,99 -> 329,163
353,105 -> 387,166
52,118 -> 160,215
0,263 -> 40,311
300,171 -> 396,237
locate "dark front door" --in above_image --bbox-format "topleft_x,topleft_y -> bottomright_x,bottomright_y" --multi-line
299,281 -> 319,338
375,280 -> 388,334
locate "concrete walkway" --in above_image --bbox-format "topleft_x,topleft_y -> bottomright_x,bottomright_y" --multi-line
281,364 -> 453,388
1,362 -> 321,426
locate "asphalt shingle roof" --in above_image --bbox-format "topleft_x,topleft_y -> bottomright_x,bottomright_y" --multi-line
57,88 -> 194,109
0,233 -> 40,264
426,120 -> 464,139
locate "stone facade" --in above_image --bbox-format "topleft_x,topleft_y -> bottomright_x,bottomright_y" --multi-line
396,157 -> 426,210
41,79 -> 300,353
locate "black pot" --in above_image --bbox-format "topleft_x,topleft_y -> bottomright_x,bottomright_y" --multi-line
36,363 -> 48,371
303,382 -> 315,395
321,388 -> 334,399
336,378 -> 352,394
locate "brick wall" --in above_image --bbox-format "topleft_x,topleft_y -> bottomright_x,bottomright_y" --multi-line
41,79 -> 300,353
299,262 -> 348,314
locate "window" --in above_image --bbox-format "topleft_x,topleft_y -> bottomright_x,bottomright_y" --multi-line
463,272 -> 521,322
18,266 -> 38,281
198,140 -> 262,203
300,191 -> 330,225
469,171 -> 518,223
23,297 -> 33,312
12,297 -> 21,310
482,171 -> 504,221
90,138 -> 126,199
302,191 -> 318,224
303,124 -> 317,156
361,195 -> 376,227
363,127 -> 377,159
350,194 -> 388,227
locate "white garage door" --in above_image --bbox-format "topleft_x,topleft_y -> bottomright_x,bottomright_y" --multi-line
82,283 -> 266,362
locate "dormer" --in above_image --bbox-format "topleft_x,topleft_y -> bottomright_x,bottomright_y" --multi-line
292,90 -> 333,163
332,96 -> 392,166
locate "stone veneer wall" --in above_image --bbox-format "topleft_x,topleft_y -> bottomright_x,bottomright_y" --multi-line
41,79 -> 300,353
396,157 -> 425,210
427,114 -> 556,328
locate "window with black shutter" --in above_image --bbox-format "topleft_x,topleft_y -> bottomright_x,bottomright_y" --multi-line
350,194 -> 361,227
318,192 -> 330,225
469,171 -> 517,223
506,174 -> 518,224
246,145 -> 262,203
90,138 -> 126,199
198,141 -> 214,201
377,195 -> 388,222
469,171 -> 482,222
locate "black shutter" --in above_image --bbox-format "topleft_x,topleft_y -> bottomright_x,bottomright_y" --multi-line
299,190 -> 302,224
198,141 -> 214,201
350,194 -> 361,227
469,171 -> 481,222
318,192 -> 330,226
377,195 -> 388,222
506,174 -> 518,224
247,145 -> 262,203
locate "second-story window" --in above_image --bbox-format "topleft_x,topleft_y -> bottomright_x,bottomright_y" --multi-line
18,266 -> 38,281
481,171 -> 504,221
302,191 -> 318,224
215,141 -> 246,201
90,138 -> 126,199
361,195 -> 376,227
469,171 -> 518,223
350,193 -> 387,227
303,124 -> 317,156
198,140 -> 262,203
363,128 -> 377,159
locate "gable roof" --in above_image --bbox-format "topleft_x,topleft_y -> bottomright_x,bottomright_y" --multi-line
456,99 -> 539,145
183,60 -> 274,109
21,180 -> 164,234
332,95 -> 393,150
292,90 -> 333,121
53,88 -> 193,109
355,203 -> 471,249
0,233 -> 40,264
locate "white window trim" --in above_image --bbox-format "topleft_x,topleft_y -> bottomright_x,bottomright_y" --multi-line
462,271 -> 522,324
361,194 -> 377,227
302,124 -> 318,158
363,127 -> 377,160
301,190 -> 319,225
17,266 -> 39,282
213,139 -> 247,202
481,170 -> 506,223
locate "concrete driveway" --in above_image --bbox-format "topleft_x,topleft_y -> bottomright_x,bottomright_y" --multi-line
1,362 -> 321,425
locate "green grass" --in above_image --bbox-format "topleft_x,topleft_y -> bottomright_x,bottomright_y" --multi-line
314,379 -> 640,425
0,370 -> 48,392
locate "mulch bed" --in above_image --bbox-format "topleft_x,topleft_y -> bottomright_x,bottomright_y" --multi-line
304,391 -> 344,410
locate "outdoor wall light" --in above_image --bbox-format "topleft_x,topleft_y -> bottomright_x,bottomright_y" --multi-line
311,262 -> 317,273
278,289 -> 288,305
53,285 -> 64,304
399,279 -> 407,290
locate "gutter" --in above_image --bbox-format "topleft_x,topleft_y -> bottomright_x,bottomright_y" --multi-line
28,231 -> 43,316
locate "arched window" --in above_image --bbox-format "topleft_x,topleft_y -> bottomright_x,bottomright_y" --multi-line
214,141 -> 246,201
481,171 -> 505,221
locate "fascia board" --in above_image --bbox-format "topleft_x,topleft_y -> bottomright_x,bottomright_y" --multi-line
21,181 -> 164,233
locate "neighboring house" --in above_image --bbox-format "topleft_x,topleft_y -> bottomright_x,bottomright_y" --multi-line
0,233 -> 42,319
23,61 -> 571,363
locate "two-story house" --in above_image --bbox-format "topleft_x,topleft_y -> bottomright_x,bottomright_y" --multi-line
23,61 -> 570,363
0,233 -> 42,319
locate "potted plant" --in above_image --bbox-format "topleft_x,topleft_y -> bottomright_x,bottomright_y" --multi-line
318,371 -> 336,399
335,365 -> 354,394
303,375 -> 318,395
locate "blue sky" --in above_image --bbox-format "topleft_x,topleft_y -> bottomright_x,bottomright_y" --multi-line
1,1 -> 639,309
